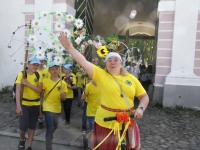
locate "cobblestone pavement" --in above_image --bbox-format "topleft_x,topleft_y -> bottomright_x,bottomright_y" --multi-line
0,92 -> 200,150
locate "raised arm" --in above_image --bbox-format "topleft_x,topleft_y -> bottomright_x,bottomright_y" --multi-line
59,33 -> 93,78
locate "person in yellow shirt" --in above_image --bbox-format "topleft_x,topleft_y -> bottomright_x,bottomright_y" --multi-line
37,58 -> 50,129
82,80 -> 101,131
41,62 -> 68,150
15,57 -> 42,150
37,58 -> 50,79
59,34 -> 149,150
62,64 -> 77,127
75,67 -> 85,107
80,74 -> 89,133
80,59 -> 97,133
81,79 -> 101,149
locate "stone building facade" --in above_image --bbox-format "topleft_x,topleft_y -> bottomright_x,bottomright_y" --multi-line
154,0 -> 200,108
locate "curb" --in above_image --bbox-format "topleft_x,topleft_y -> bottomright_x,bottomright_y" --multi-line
0,131 -> 83,148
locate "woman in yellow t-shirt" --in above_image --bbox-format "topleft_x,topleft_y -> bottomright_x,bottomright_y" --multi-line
59,33 -> 149,150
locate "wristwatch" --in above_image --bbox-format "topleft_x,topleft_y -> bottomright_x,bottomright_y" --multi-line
138,106 -> 145,111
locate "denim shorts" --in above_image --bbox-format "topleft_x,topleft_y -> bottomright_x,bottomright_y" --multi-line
19,105 -> 40,131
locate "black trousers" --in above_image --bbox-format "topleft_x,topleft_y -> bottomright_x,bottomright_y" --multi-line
62,98 -> 73,123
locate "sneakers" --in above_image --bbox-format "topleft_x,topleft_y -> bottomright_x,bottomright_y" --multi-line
18,139 -> 26,150
82,130 -> 87,134
65,122 -> 70,128
26,147 -> 32,150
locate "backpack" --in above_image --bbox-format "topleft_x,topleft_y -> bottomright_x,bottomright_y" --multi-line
13,71 -> 40,94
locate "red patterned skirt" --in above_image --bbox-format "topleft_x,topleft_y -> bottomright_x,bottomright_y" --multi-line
92,123 -> 141,150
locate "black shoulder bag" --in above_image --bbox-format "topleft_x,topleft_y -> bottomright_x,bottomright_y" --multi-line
44,80 -> 60,100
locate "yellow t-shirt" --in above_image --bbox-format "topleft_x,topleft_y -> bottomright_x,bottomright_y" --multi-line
60,73 -> 65,78
64,73 -> 77,98
92,65 -> 146,129
42,78 -> 68,113
15,71 -> 42,106
85,82 -> 101,117
76,71 -> 84,88
83,76 -> 89,85
38,68 -> 50,80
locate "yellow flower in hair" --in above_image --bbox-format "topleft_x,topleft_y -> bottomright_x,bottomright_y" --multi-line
97,46 -> 109,57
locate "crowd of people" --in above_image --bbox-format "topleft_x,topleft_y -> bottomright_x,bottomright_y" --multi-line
15,32 -> 150,150
126,62 -> 153,93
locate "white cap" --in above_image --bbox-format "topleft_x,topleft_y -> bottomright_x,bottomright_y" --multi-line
104,52 -> 122,62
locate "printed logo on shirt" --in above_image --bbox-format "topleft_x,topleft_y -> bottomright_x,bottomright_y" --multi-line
125,80 -> 132,86
42,73 -> 45,78
34,78 -> 39,83
57,86 -> 61,91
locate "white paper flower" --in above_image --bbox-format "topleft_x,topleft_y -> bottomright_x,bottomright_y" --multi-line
27,35 -> 37,45
31,19 -> 41,28
35,50 -> 45,60
48,40 -> 57,49
55,45 -> 64,54
54,56 -> 63,65
74,19 -> 83,29
56,12 -> 63,18
66,14 -> 74,22
54,22 -> 65,31
62,29 -> 71,38
40,11 -> 49,18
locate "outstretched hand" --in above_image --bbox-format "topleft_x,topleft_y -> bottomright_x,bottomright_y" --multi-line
58,32 -> 72,50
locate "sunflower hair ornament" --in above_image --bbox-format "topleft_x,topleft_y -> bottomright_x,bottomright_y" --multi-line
96,46 -> 109,57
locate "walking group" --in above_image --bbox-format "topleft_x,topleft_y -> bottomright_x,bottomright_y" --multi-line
14,32 -> 149,150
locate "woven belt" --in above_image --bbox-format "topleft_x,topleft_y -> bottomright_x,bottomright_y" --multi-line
22,98 -> 40,102
101,104 -> 134,112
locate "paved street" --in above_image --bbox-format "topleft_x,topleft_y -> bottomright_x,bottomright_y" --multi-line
0,135 -> 81,150
0,92 -> 200,150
